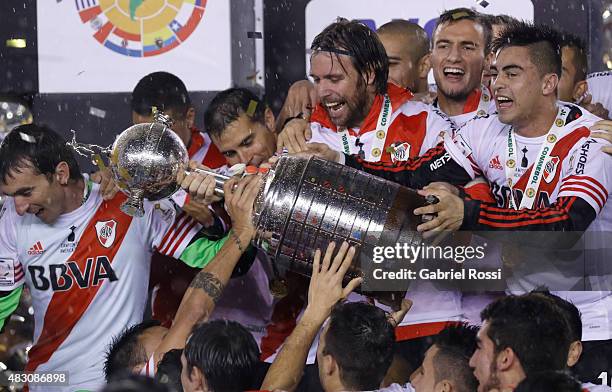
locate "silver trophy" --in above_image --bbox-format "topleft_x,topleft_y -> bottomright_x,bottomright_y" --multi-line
68,110 -> 228,217
68,112 -> 433,308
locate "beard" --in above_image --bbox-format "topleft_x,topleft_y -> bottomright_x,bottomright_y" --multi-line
326,77 -> 371,129
480,360 -> 502,392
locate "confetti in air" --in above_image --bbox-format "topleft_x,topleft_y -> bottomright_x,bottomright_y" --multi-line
247,31 -> 263,39
89,106 -> 107,119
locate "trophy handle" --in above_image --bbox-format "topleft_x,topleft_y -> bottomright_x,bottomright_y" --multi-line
187,167 -> 231,196
120,188 -> 145,217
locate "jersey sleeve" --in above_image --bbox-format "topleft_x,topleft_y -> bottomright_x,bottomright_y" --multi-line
141,199 -> 203,259
344,138 -> 473,189
558,138 -> 611,214
0,200 -> 25,292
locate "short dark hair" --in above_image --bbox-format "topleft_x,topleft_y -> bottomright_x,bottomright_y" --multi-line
183,320 -> 260,392
155,349 -> 183,392
532,289 -> 582,342
491,21 -> 562,77
311,18 -> 388,95
323,302 -> 395,390
481,13 -> 519,28
0,124 -> 81,184
104,320 -> 162,382
131,71 -> 191,118
560,32 -> 588,83
434,8 -> 493,53
101,374 -> 171,392
514,370 -> 582,392
480,294 -> 571,376
377,19 -> 430,60
433,323 -> 479,392
203,88 -> 266,140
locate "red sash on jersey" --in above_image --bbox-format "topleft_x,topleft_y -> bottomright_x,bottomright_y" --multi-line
509,127 -> 590,208
26,194 -> 133,372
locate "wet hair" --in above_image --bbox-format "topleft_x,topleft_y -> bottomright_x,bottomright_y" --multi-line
155,349 -> 184,392
183,320 -> 260,392
491,21 -> 562,77
532,289 -> 582,342
377,19 -> 430,61
433,323 -> 479,392
101,374 -> 171,392
434,8 -> 493,53
560,32 -> 588,83
311,18 -> 389,95
323,301 -> 395,390
480,294 -> 571,376
131,71 -> 191,118
514,370 -> 582,392
104,320 -> 162,382
203,88 -> 266,139
0,124 -> 81,184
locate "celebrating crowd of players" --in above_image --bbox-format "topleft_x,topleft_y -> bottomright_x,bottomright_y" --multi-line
2,6 -> 612,392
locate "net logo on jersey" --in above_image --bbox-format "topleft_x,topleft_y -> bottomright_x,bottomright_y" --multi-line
543,156 -> 560,184
95,220 -> 117,248
75,0 -> 206,58
27,241 -> 45,256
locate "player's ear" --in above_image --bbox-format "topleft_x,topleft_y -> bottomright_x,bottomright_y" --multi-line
418,53 -> 432,79
542,73 -> 559,97
54,162 -> 71,185
571,81 -> 588,103
264,107 -> 276,133
185,107 -> 196,129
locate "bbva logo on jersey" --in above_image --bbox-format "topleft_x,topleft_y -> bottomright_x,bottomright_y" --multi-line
95,220 -> 117,248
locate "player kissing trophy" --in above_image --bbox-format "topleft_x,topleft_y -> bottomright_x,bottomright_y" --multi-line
67,110 -> 438,309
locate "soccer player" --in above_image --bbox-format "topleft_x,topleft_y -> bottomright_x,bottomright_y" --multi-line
377,20 -> 431,95
261,242 -> 411,392
470,294 -> 572,392
104,173 -> 264,382
277,19 -> 467,378
0,124 -> 225,391
429,8 -> 496,125
129,72 -> 229,328
557,33 -> 609,120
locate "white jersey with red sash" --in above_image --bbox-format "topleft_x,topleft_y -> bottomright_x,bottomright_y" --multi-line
0,181 -> 201,391
309,83 -> 463,339
432,84 -> 497,128
444,103 -> 612,340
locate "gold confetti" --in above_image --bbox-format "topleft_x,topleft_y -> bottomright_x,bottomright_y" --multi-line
6,39 -> 26,48
246,100 -> 258,117
93,154 -> 106,170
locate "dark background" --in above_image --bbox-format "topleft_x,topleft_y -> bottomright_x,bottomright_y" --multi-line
0,0 -> 607,170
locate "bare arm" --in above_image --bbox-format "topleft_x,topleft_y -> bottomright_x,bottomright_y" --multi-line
153,174 -> 262,364
261,242 -> 361,392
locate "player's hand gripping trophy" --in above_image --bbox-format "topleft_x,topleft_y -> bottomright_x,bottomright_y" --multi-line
67,110 -> 437,309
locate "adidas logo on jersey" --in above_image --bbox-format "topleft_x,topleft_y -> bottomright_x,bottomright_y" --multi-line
489,155 -> 503,170
27,241 -> 45,255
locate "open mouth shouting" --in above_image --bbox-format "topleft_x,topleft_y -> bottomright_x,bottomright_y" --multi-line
443,66 -> 465,82
495,94 -> 514,110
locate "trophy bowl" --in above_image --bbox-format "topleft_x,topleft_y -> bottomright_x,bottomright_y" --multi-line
109,120 -> 188,216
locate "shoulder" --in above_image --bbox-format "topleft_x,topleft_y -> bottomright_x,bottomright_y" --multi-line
586,70 -> 612,80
